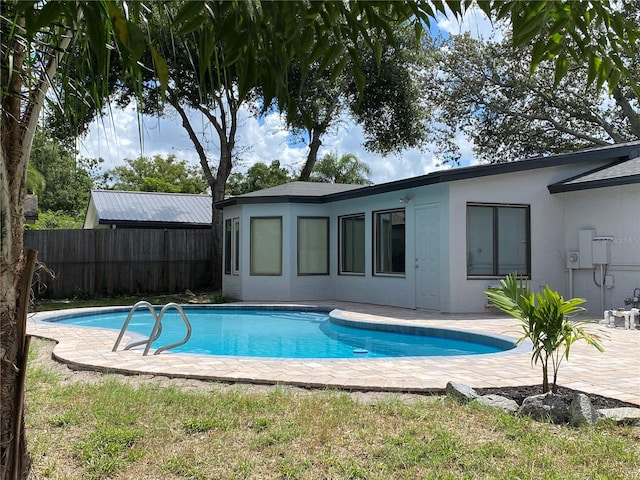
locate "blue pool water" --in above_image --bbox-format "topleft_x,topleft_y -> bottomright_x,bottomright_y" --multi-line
47,307 -> 513,359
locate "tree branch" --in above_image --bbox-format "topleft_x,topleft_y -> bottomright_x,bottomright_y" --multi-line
167,89 -> 215,187
613,87 -> 640,138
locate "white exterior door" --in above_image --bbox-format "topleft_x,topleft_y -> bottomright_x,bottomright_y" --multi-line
415,204 -> 440,310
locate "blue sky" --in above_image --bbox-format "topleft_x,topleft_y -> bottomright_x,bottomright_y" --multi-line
78,7 -> 496,185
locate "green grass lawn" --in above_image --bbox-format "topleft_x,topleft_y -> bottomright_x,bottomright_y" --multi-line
30,291 -> 229,312
26,339 -> 640,480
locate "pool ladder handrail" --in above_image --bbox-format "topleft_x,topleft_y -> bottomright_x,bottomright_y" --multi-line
112,301 -> 192,356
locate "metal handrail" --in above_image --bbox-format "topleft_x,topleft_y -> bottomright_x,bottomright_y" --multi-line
113,301 -> 192,356
142,302 -> 192,356
112,301 -> 160,352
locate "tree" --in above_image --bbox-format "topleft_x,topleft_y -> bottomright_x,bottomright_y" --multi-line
25,164 -> 45,198
106,154 -> 208,194
285,24 -> 429,181
425,32 -> 640,163
227,160 -> 292,196
1,2 -> 161,476
310,152 -> 373,185
24,211 -> 83,230
486,274 -> 604,394
55,1 -> 434,290
29,129 -> 94,215
3,1 -> 639,478
0,3 -> 440,474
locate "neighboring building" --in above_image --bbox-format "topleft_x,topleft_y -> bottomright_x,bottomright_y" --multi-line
83,190 -> 212,229
217,142 -> 640,315
24,194 -> 39,223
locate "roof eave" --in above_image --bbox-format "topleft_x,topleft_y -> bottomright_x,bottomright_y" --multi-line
215,195 -> 327,208
97,220 -> 211,229
548,175 -> 640,193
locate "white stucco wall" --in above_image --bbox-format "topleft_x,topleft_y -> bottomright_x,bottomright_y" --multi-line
83,199 -> 108,229
328,184 -> 449,309
222,155 -> 630,313
447,161 -> 617,313
559,183 -> 640,316
222,184 -> 450,309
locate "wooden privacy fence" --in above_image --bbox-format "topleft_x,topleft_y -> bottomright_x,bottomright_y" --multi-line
24,229 -> 214,298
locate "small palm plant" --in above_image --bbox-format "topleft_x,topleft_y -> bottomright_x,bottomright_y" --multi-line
486,274 -> 604,394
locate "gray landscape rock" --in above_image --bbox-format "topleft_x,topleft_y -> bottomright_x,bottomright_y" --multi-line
597,407 -> 640,426
445,382 -> 478,403
476,394 -> 519,413
518,392 -> 570,424
569,393 -> 599,426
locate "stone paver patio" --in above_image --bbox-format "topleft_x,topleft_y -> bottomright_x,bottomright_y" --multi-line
27,302 -> 640,405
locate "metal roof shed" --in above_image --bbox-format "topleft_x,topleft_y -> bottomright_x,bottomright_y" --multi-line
83,190 -> 212,229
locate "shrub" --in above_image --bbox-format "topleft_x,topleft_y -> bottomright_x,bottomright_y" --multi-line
486,274 -> 604,393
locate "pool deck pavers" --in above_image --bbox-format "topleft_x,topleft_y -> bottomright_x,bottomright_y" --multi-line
27,302 -> 640,405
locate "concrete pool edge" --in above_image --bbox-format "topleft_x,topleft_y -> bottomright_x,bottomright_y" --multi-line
26,304 -> 640,405
329,309 -> 532,357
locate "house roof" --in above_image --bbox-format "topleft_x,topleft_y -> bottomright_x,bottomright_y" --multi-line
88,190 -> 212,227
548,156 -> 640,193
224,182 -> 366,205
217,141 -> 640,208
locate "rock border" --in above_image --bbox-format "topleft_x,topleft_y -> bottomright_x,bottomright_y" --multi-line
446,382 -> 640,426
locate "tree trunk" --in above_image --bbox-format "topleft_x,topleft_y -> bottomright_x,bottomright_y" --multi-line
0,250 -> 37,480
299,127 -> 323,181
211,139 -> 234,291
541,360 -> 550,394
1,8 -> 74,476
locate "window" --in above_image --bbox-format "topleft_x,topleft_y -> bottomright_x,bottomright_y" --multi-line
225,218 -> 241,275
374,209 -> 405,275
466,203 -> 530,277
224,219 -> 232,275
297,217 -> 329,275
339,214 -> 365,274
233,218 -> 240,275
250,217 -> 282,275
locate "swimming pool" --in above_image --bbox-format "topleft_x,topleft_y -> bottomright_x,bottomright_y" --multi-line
45,306 -> 516,359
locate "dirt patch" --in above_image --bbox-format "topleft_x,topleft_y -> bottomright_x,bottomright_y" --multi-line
475,385 -> 637,410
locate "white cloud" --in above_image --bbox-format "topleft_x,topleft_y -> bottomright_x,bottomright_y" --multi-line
436,5 -> 500,41
80,103 -> 469,186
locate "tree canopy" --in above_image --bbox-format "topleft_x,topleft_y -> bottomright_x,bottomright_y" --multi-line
310,152 -> 373,185
28,130 -> 94,215
106,155 -> 208,194
424,31 -> 640,163
226,160 -> 292,196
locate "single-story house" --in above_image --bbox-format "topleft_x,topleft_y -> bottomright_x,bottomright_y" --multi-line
83,190 -> 212,229
217,141 -> 640,315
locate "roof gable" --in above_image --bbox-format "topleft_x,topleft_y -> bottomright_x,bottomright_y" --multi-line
548,156 -> 640,193
89,190 -> 212,227
240,181 -> 365,197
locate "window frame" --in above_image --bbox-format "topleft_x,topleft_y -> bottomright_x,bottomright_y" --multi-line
338,213 -> 366,275
297,216 -> 330,276
373,208 -> 406,277
250,216 -> 283,276
232,217 -> 240,275
466,202 -> 531,278
224,218 -> 232,275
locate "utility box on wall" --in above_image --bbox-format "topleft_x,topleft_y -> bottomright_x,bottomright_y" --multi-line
578,229 -> 595,269
592,236 -> 613,264
566,251 -> 580,269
